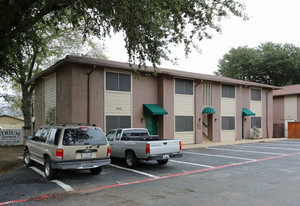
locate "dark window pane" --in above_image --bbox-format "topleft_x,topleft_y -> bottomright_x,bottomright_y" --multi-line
106,72 -> 118,91
106,116 -> 119,132
54,129 -> 61,145
63,128 -> 107,146
175,116 -> 185,132
119,116 -> 131,128
185,80 -> 193,95
251,89 -> 261,101
119,74 -> 131,91
175,79 -> 185,94
251,117 -> 261,128
222,116 -> 235,130
222,84 -> 235,98
185,116 -> 194,131
47,128 -> 57,145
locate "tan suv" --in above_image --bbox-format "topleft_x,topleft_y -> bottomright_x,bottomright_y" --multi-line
24,124 -> 111,180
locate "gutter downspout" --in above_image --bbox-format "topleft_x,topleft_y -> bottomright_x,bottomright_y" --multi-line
87,66 -> 95,125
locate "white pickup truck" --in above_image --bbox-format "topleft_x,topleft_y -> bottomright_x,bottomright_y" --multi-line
106,128 -> 182,168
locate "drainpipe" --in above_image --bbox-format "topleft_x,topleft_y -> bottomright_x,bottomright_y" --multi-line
87,66 -> 95,125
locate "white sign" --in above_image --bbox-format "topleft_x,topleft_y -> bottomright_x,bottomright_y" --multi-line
0,129 -> 24,146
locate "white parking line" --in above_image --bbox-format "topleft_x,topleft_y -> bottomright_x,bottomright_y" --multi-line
169,160 -> 214,168
206,147 -> 287,155
261,142 -> 300,147
109,164 -> 159,178
183,151 -> 255,161
232,144 -> 300,151
29,167 -> 74,192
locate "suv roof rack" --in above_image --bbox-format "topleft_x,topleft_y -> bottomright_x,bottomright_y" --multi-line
59,123 -> 97,127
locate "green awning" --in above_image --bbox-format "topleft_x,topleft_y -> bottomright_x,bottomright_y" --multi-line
143,104 -> 168,115
242,108 -> 255,116
202,107 -> 216,114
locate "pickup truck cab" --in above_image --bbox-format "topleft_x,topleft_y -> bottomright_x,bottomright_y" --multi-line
106,128 -> 182,168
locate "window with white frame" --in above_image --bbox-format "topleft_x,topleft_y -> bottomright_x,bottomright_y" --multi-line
106,116 -> 131,132
251,89 -> 261,101
251,117 -> 261,128
175,116 -> 193,132
222,84 -> 235,98
221,116 -> 235,130
203,82 -> 212,106
106,72 -> 131,92
175,78 -> 193,95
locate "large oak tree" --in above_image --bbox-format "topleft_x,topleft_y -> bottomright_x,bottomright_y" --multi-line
0,0 -> 246,134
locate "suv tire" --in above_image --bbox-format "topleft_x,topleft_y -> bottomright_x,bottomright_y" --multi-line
44,156 -> 56,180
23,149 -> 34,167
126,151 -> 138,168
90,167 -> 102,175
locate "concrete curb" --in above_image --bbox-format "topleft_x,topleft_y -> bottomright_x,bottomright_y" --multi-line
183,137 -> 290,149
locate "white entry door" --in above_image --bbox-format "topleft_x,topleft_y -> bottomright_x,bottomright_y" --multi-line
285,120 -> 296,137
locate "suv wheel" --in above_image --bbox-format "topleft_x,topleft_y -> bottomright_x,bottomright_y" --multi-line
90,167 -> 102,175
24,149 -> 34,167
126,151 -> 138,168
44,156 -> 56,180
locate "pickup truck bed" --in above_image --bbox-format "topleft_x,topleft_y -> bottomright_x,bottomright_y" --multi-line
106,128 -> 182,168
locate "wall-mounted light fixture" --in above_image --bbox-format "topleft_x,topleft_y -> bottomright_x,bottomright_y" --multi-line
214,118 -> 217,122
244,118 -> 247,121
141,118 -> 144,123
199,118 -> 201,122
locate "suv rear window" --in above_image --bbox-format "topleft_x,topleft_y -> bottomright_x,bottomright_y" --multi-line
63,128 -> 107,146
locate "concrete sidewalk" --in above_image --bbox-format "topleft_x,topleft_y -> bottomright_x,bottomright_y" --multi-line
183,137 -> 289,149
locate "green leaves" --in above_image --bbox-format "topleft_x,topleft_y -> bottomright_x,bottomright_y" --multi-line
215,42 -> 300,86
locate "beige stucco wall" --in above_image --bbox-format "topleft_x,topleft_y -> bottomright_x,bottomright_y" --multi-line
235,85 -> 243,140
242,87 -> 251,139
195,81 -> 203,143
212,83 -> 221,142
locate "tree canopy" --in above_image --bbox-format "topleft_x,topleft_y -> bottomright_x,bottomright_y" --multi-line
215,42 -> 300,86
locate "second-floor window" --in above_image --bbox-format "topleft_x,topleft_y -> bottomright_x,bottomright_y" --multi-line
251,89 -> 261,101
106,72 -> 131,92
222,84 -> 235,98
175,78 -> 193,95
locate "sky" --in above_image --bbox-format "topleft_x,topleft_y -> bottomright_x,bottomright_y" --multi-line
103,0 -> 300,75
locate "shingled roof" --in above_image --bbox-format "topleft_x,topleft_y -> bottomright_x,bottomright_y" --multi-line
27,55 -> 279,89
273,84 -> 300,96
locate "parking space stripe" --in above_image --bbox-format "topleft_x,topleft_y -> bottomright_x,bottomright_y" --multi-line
3,152 -> 300,206
110,164 -> 159,178
261,142 -> 300,147
206,147 -> 287,155
183,151 -> 255,161
231,144 -> 300,151
169,160 -> 213,168
29,167 -> 74,192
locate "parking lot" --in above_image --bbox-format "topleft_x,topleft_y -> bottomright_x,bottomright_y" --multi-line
1,139 -> 300,205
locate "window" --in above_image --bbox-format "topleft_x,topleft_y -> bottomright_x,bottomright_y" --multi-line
222,116 -> 235,130
106,116 -> 131,132
106,72 -> 131,91
222,84 -> 235,98
175,79 -> 193,95
47,129 -> 61,145
203,83 -> 213,106
63,128 -> 107,146
175,116 -> 193,132
40,128 -> 50,142
106,130 -> 116,141
251,89 -> 261,101
251,117 -> 261,128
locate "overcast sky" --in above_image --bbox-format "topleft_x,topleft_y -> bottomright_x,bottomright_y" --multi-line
104,0 -> 300,75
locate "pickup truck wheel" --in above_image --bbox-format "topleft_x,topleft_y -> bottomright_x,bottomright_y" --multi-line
90,167 -> 102,175
126,151 -> 138,168
23,149 -> 34,167
44,157 -> 56,180
157,159 -> 169,165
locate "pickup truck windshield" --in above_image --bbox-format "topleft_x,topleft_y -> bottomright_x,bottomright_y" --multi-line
63,128 -> 107,146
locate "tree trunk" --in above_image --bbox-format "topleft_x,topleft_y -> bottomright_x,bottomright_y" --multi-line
21,84 -> 33,137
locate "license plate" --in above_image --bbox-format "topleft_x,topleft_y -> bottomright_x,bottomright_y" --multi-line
82,153 -> 92,158
162,154 -> 169,159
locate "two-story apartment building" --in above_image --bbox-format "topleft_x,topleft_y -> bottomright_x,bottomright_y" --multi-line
27,56 -> 277,144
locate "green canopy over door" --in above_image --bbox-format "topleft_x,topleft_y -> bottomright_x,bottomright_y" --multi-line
143,104 -> 168,115
242,108 -> 255,139
202,107 -> 216,114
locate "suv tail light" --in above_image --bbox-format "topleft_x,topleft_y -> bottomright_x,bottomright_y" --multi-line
179,141 -> 182,150
56,149 -> 63,159
146,144 -> 150,154
107,146 -> 111,156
